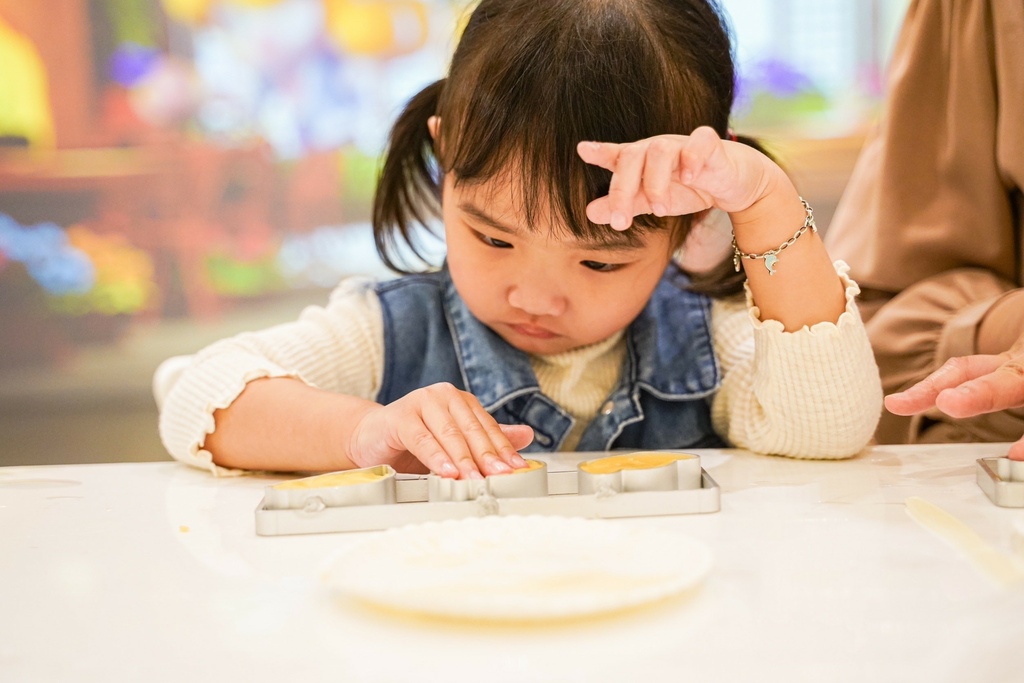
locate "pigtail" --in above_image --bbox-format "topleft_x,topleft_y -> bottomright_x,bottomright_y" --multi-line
685,131 -> 779,299
372,80 -> 445,274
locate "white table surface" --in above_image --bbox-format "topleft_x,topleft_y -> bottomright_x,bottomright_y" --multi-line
2,443 -> 1023,683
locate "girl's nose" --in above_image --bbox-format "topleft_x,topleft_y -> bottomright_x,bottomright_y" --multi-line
507,281 -> 567,317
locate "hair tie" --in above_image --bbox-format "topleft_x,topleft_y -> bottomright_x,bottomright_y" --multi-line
726,129 -> 738,142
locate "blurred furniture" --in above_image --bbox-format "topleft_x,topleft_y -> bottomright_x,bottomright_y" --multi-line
0,141 -> 279,321
0,146 -> 165,216
142,141 -> 279,320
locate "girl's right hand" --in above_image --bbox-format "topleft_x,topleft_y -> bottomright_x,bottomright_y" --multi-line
347,382 -> 534,478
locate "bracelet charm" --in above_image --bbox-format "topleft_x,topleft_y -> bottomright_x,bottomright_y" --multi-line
732,198 -> 816,276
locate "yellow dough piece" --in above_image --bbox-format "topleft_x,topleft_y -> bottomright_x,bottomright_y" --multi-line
273,466 -> 392,490
579,452 -> 694,475
508,459 -> 545,475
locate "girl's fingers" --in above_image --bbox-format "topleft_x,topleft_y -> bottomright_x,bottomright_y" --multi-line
417,392 -> 486,479
575,140 -> 620,172
584,196 -> 613,225
442,395 -> 513,476
605,143 -> 647,230
359,384 -> 535,478
498,423 -> 535,451
410,385 -> 529,479
579,140 -> 655,226
676,126 -> 722,185
642,138 -> 678,216
393,418 -> 460,478
468,401 -> 530,469
579,133 -> 729,225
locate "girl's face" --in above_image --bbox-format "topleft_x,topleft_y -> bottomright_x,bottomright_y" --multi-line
443,173 -> 675,355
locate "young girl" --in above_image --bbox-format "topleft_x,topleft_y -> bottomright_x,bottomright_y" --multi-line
158,0 -> 882,477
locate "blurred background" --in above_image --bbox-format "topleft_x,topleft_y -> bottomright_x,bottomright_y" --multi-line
0,0 -> 909,467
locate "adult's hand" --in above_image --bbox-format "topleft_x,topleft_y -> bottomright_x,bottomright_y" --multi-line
884,333 -> 1024,460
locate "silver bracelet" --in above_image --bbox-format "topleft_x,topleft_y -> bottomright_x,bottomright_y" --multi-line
732,197 -> 816,275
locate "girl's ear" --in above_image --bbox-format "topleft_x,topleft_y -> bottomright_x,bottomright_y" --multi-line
427,115 -> 441,141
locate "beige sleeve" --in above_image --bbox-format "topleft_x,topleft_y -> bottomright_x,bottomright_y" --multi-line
711,262 -> 883,459
157,277 -> 385,475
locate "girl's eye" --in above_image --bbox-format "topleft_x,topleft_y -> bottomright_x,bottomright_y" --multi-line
476,232 -> 513,249
581,260 -> 623,272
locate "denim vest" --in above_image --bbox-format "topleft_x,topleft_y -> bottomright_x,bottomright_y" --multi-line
374,264 -> 725,452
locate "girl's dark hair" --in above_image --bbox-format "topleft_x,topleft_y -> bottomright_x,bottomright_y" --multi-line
373,0 -> 763,297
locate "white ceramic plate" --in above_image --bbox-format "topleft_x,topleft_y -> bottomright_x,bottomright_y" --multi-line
322,515 -> 712,621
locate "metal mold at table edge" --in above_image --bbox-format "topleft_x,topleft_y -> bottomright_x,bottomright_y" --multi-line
975,457 -> 1024,508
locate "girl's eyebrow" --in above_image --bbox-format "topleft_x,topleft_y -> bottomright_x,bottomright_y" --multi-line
457,201 -> 646,252
458,202 -> 519,235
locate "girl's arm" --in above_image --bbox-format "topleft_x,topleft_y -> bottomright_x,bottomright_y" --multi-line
578,128 -> 881,457
158,278 -> 530,476
203,376 -> 533,475
158,277 -> 385,474
172,374 -> 379,475
728,174 -> 846,330
202,377 -> 372,472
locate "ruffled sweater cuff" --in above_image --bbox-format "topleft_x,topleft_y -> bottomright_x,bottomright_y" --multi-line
714,260 -> 883,459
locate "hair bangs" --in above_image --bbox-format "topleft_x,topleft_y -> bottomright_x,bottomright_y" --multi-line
435,0 -> 706,248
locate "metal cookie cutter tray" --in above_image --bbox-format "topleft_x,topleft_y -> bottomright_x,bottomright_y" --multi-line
255,451 -> 720,536
976,457 -> 1024,508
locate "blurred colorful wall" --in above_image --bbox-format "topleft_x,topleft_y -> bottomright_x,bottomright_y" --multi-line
0,0 -> 908,372
0,0 -> 461,368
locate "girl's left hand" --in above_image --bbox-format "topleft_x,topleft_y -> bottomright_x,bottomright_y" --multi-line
576,126 -> 779,230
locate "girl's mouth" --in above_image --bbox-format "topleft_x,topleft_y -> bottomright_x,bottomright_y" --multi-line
509,323 -> 558,339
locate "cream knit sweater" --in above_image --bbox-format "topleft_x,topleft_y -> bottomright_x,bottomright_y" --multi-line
158,262 -> 882,475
